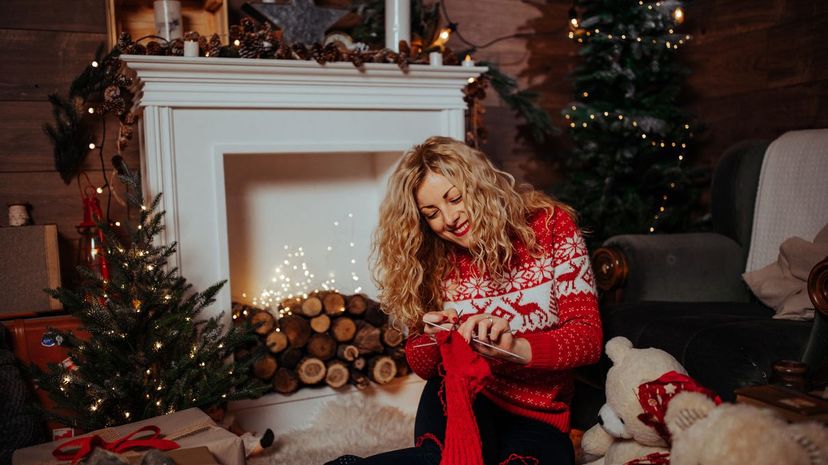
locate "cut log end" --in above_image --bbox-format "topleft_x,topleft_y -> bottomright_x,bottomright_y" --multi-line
273,368 -> 299,394
381,325 -> 404,347
368,355 -> 397,384
307,333 -> 336,361
265,330 -> 289,354
253,354 -> 278,380
323,292 -> 347,315
301,296 -> 323,317
297,357 -> 326,385
336,344 -> 359,362
310,313 -> 331,333
325,360 -> 350,388
331,316 -> 357,342
251,311 -> 276,335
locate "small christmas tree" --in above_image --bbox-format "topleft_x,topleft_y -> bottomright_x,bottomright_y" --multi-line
560,0 -> 703,248
33,163 -> 267,431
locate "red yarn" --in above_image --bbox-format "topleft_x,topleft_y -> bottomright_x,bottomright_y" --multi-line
415,432 -> 444,451
436,330 -> 493,465
498,453 -> 539,465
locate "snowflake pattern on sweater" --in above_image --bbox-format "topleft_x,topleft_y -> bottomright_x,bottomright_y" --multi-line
405,207 -> 602,432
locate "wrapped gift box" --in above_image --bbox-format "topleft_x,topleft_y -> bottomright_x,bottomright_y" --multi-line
13,408 -> 243,465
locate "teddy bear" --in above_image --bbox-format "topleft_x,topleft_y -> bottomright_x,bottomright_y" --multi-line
665,390 -> 828,465
581,336 -> 719,465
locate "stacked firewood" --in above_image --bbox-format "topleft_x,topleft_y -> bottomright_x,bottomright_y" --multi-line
234,293 -> 409,394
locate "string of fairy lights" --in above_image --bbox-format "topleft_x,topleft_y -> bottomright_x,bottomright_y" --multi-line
567,0 -> 692,233
244,212 -> 364,318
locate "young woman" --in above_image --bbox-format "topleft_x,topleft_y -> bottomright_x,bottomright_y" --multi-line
327,136 -> 602,465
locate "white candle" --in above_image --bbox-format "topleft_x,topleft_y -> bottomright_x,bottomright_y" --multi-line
462,54 -> 475,67
429,51 -> 443,66
385,0 -> 411,52
183,40 -> 199,57
154,0 -> 183,41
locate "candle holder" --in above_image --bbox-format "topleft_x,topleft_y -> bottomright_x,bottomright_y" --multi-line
154,0 -> 183,41
384,0 -> 410,52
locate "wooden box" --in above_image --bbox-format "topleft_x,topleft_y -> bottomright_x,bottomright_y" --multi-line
105,0 -> 229,48
0,224 -> 62,317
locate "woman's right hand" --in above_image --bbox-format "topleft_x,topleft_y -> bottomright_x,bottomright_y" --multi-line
422,308 -> 459,335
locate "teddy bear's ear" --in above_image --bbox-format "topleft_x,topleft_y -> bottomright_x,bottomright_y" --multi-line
664,391 -> 716,438
605,336 -> 633,364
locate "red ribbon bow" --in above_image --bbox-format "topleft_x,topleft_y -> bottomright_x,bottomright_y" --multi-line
53,425 -> 180,465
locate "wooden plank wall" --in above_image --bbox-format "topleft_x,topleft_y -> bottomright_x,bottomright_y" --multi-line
0,0 -> 825,287
0,0 -> 139,287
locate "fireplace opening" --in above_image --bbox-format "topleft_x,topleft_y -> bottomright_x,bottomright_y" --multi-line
223,150 -> 401,308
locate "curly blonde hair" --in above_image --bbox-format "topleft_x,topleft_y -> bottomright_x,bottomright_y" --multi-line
372,136 -> 575,330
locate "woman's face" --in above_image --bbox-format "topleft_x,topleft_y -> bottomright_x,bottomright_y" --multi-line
415,171 -> 471,248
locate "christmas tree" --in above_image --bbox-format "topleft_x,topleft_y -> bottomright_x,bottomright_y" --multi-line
33,163 -> 267,431
559,0 -> 702,248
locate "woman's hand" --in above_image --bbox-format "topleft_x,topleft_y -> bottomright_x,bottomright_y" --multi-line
422,308 -> 459,335
457,313 -> 532,364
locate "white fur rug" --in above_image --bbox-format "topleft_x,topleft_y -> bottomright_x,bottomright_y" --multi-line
248,395 -> 415,465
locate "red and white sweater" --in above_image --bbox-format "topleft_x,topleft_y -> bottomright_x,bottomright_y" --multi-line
405,207 -> 602,433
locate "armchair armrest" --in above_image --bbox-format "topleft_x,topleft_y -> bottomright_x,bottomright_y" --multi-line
808,256 -> 828,317
803,256 -> 828,376
592,232 -> 751,304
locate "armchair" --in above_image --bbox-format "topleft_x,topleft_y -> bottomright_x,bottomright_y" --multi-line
586,132 -> 828,403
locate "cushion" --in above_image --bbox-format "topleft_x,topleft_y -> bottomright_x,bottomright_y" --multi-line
743,223 -> 828,320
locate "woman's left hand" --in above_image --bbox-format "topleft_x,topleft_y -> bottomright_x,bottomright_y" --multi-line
456,314 -> 531,364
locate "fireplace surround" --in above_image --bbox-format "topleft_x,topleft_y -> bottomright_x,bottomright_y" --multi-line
125,55 -> 485,433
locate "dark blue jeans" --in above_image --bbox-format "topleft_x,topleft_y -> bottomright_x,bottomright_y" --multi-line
325,377 -> 574,465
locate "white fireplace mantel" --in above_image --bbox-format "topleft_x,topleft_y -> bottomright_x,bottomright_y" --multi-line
123,55 -> 486,323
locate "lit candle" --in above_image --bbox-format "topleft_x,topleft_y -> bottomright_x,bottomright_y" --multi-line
183,40 -> 199,57
462,54 -> 474,67
429,51 -> 443,66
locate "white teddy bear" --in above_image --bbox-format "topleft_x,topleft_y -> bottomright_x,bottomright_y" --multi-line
665,390 -> 828,465
581,337 -> 718,465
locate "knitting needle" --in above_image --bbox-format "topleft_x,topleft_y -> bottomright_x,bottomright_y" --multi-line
423,320 -> 527,361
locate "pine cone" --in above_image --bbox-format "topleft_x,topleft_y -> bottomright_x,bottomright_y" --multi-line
169,38 -> 184,56
184,31 -> 200,42
276,41 -> 292,60
145,41 -> 164,56
206,34 -> 222,57
239,33 -> 263,58
115,74 -> 133,89
104,85 -> 121,102
349,50 -> 365,69
443,48 -> 460,65
103,97 -> 126,116
116,32 -> 134,53
229,25 -> 242,44
128,43 -> 146,55
310,43 -> 326,64
291,43 -> 310,60
118,123 -> 134,142
322,43 -> 341,63
241,17 -> 256,34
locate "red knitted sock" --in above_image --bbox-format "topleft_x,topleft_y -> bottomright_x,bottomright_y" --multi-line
436,330 -> 492,465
